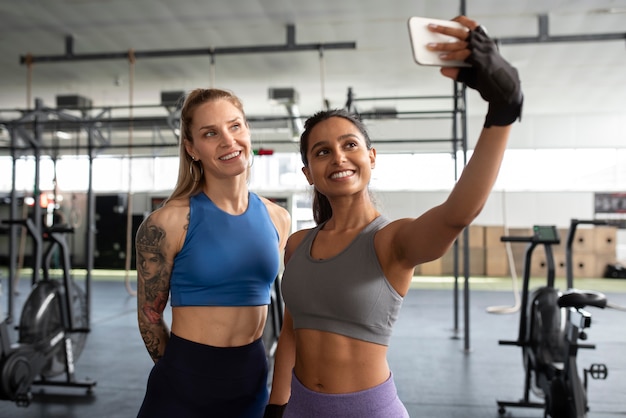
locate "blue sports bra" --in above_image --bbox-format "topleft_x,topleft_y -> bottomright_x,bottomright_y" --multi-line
170,192 -> 280,307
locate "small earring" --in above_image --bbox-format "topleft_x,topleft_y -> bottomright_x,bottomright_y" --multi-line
190,159 -> 202,182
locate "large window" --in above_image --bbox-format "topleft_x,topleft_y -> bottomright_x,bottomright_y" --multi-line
1,148 -> 624,194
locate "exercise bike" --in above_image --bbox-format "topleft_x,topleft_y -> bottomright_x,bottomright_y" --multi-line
496,223 -> 609,418
0,218 -> 96,407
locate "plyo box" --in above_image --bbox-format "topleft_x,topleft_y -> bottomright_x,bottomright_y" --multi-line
485,246 -> 508,277
593,226 -> 617,254
559,227 -> 595,254
441,247 -> 486,276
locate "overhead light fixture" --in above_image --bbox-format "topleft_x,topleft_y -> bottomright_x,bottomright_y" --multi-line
55,130 -> 72,140
590,7 -> 626,14
268,87 -> 299,104
0,124 -> 8,142
56,94 -> 92,110
161,91 -> 186,108
268,87 -> 303,141
370,107 -> 398,119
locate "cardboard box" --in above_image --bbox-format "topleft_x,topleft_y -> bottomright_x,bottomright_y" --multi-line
591,254 -> 617,278
485,246 -> 509,277
441,247 -> 485,276
484,225 -> 506,248
531,247 -> 566,279
457,225 -> 485,249
510,239 -> 533,277
420,258 -> 443,276
593,226 -> 617,255
507,228 -> 535,252
563,227 -> 595,254
571,253 -> 597,279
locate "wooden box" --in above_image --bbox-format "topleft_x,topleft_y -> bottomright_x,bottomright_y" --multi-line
485,246 -> 509,277
420,258 -> 443,276
593,254 -> 617,278
531,248 -> 566,279
442,247 -> 485,276
593,226 -> 617,255
562,227 -> 595,254
458,225 -> 486,249
571,253 -> 597,279
484,226 -> 506,248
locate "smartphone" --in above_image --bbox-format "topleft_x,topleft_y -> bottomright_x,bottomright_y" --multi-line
407,16 -> 470,67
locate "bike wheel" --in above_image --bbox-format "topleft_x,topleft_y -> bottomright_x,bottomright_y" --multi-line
18,279 -> 88,378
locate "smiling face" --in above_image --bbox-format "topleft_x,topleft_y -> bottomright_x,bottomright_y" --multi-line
302,116 -> 376,198
184,98 -> 251,180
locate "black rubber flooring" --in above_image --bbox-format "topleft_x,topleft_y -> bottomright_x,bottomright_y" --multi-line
0,275 -> 625,418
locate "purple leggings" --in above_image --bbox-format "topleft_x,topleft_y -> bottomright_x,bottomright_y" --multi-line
283,371 -> 409,418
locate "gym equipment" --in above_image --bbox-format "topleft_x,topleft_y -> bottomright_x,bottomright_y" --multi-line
267,276 -> 284,355
263,275 -> 284,390
603,263 -> 626,279
0,218 -> 95,407
496,222 -> 610,418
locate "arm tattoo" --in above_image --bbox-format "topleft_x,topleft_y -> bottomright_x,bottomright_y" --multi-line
140,328 -> 164,361
136,219 -> 171,361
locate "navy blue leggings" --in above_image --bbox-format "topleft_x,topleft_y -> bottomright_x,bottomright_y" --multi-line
137,333 -> 268,418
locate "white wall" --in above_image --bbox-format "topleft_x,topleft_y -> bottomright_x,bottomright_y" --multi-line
375,189 -> 626,262
376,190 -> 594,228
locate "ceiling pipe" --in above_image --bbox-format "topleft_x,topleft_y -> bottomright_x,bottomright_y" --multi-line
497,14 -> 626,45
19,24 -> 356,65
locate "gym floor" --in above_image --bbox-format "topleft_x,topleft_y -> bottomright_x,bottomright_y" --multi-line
0,271 -> 625,418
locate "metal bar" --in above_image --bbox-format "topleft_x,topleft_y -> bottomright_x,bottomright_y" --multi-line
31,100 -> 43,286
450,82 -> 462,338
85,134 -> 95,326
5,110 -> 457,129
6,131 -> 18,322
0,137 -> 461,153
20,25 -> 356,65
538,14 -> 549,41
353,95 -> 455,101
498,14 -> 626,45
498,32 -> 626,45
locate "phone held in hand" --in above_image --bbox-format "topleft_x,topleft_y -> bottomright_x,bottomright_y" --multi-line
407,16 -> 470,67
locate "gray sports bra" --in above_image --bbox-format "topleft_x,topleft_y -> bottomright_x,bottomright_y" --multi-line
281,216 -> 403,346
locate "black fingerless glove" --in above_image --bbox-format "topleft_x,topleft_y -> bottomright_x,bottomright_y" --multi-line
263,403 -> 287,418
458,26 -> 523,128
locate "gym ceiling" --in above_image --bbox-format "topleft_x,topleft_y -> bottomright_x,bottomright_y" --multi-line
0,0 -> 624,155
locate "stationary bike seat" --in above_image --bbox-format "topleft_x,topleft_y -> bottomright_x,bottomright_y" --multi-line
558,289 -> 607,310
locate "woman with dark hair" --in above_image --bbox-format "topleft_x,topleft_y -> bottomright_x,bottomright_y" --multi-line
136,88 -> 291,417
266,15 -> 523,417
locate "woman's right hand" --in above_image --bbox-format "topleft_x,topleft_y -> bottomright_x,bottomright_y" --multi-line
434,15 -> 523,127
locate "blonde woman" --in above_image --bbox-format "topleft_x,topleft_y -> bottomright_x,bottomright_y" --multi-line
136,88 -> 290,417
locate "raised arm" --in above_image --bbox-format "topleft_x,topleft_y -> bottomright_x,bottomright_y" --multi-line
391,15 -> 522,268
136,205 -> 184,363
